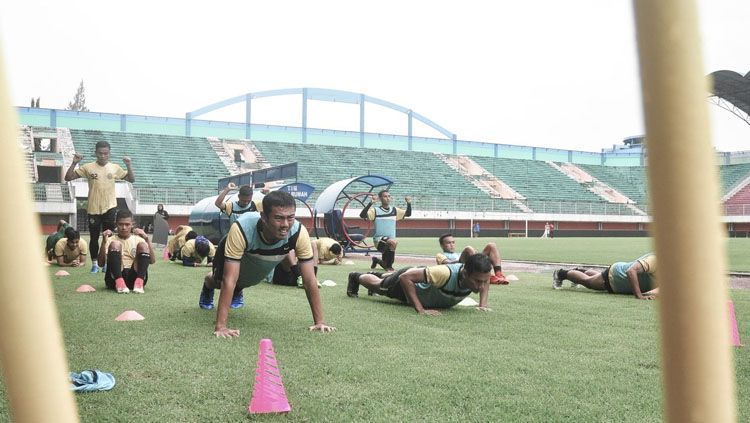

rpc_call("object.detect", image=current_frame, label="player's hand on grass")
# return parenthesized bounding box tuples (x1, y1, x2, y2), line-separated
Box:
(476, 306, 492, 312)
(308, 323, 336, 333)
(214, 327, 240, 338)
(419, 309, 441, 316)
(636, 294, 656, 300)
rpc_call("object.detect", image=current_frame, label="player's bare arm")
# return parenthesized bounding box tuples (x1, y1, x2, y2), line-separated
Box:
(214, 260, 241, 338)
(133, 227, 156, 264)
(399, 269, 441, 316)
(626, 262, 651, 299)
(299, 260, 336, 332)
(97, 229, 112, 267)
(214, 182, 237, 209)
(64, 153, 83, 181)
(123, 156, 135, 182)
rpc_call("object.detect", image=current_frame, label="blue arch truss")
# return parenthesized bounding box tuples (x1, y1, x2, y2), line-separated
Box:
(185, 88, 457, 148)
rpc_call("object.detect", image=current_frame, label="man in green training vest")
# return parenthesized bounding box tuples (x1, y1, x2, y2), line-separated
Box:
(346, 253, 493, 316)
(552, 252, 658, 299)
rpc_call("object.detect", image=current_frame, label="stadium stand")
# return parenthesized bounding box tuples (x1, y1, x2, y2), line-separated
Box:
(21, 125, 750, 218)
(578, 164, 649, 206)
(68, 129, 230, 204)
(250, 140, 510, 211)
(465, 156, 637, 214)
(719, 163, 750, 195)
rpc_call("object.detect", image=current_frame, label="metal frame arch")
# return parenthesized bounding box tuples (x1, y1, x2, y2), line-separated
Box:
(185, 88, 457, 147)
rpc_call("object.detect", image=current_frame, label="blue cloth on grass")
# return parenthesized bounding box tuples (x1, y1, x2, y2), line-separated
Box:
(69, 370, 116, 392)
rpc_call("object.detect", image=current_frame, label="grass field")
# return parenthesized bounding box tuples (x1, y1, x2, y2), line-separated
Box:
(1, 237, 749, 421)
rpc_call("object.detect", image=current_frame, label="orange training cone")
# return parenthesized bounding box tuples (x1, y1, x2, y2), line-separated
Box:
(115, 310, 145, 321)
(75, 284, 96, 293)
(729, 300, 743, 347)
(248, 339, 291, 414)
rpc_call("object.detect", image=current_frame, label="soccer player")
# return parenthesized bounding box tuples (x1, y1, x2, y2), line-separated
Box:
(552, 252, 658, 299)
(346, 253, 493, 315)
(50, 227, 88, 267)
(214, 183, 263, 224)
(166, 225, 197, 260)
(98, 209, 155, 294)
(180, 235, 216, 267)
(359, 190, 411, 271)
(313, 237, 344, 265)
(435, 234, 508, 284)
(65, 140, 135, 273)
(199, 190, 335, 337)
(45, 219, 72, 261)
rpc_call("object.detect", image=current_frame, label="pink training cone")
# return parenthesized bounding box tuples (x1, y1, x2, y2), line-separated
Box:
(55, 270, 70, 276)
(729, 300, 743, 347)
(162, 248, 170, 261)
(115, 310, 145, 321)
(248, 339, 291, 414)
(76, 284, 96, 293)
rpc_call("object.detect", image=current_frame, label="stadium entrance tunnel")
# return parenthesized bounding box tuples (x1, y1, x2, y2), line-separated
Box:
(313, 175, 393, 252)
(189, 182, 315, 244)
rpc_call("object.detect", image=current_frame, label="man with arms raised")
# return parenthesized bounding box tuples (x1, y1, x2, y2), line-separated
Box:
(215, 183, 263, 224)
(65, 140, 135, 273)
(359, 190, 411, 271)
(199, 190, 335, 337)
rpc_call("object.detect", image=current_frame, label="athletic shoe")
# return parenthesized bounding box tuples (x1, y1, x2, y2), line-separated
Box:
(199, 286, 214, 310)
(90, 264, 100, 274)
(490, 271, 508, 285)
(114, 277, 129, 294)
(552, 269, 563, 290)
(230, 290, 244, 309)
(347, 272, 361, 297)
(101, 264, 107, 274)
(132, 278, 145, 294)
(370, 257, 379, 269)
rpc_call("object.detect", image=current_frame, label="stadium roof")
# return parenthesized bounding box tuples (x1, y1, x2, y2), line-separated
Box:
(709, 70, 750, 117)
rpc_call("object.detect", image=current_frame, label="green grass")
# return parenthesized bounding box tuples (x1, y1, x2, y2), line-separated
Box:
(1, 238, 750, 421)
(395, 236, 750, 272)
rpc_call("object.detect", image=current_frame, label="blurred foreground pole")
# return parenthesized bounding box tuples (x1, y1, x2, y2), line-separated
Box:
(633, 1, 735, 422)
(0, 51, 79, 421)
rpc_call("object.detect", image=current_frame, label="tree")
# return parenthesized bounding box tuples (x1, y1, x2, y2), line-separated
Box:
(67, 80, 89, 112)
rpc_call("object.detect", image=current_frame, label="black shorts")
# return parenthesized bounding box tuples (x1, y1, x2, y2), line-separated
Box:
(271, 265, 297, 286)
(105, 268, 147, 290)
(89, 207, 117, 232)
(376, 267, 420, 303)
(376, 236, 392, 253)
(602, 266, 614, 293)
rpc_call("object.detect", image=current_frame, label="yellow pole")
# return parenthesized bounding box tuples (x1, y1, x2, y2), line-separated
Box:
(633, 1, 735, 422)
(0, 53, 79, 420)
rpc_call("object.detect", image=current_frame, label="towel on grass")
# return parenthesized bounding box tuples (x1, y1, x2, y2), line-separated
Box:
(70, 370, 116, 392)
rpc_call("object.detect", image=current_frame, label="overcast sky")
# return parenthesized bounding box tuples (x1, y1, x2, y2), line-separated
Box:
(1, 0, 749, 152)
